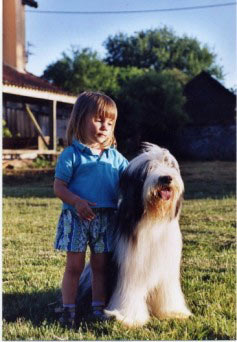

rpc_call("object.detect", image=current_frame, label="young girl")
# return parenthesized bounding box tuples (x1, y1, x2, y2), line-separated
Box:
(54, 91, 128, 327)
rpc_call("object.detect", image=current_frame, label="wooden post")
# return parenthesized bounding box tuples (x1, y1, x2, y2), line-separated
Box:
(49, 100, 57, 151)
(25, 104, 50, 149)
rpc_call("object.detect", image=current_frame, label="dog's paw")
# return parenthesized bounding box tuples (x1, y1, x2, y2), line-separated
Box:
(159, 309, 193, 320)
(104, 309, 123, 321)
(104, 309, 149, 327)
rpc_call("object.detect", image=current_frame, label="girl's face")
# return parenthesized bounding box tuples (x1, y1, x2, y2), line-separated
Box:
(84, 114, 114, 148)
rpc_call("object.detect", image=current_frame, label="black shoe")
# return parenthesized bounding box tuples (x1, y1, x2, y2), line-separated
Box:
(58, 307, 75, 328)
(91, 306, 112, 322)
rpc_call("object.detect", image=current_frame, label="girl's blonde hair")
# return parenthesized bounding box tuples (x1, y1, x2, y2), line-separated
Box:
(66, 91, 117, 148)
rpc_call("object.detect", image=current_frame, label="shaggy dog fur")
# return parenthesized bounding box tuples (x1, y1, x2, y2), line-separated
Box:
(77, 143, 192, 327)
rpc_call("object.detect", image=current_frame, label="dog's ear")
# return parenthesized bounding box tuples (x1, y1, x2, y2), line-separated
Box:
(175, 193, 184, 218)
(162, 150, 180, 173)
(117, 157, 150, 240)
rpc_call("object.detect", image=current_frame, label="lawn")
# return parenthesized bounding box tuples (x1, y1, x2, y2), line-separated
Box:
(2, 161, 236, 340)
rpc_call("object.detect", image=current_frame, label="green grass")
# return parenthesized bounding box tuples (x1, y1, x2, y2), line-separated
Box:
(2, 161, 236, 340)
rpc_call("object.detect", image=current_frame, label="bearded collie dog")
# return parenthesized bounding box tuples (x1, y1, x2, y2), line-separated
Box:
(77, 143, 192, 327)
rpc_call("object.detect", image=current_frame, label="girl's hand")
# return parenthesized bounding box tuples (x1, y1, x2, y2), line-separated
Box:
(54, 179, 96, 221)
(74, 198, 96, 221)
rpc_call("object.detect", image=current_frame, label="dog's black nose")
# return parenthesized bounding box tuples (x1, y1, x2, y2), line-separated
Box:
(160, 176, 172, 184)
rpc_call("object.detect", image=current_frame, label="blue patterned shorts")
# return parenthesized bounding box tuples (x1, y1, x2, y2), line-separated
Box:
(54, 208, 116, 253)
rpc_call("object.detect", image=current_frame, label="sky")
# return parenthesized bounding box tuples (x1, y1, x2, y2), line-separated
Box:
(25, 0, 236, 90)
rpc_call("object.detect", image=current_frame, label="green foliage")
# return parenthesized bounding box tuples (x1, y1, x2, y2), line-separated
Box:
(31, 156, 56, 169)
(41, 27, 225, 152)
(2, 161, 236, 340)
(42, 46, 148, 98)
(104, 26, 223, 79)
(115, 70, 189, 153)
(3, 119, 12, 138)
(42, 47, 119, 95)
(161, 68, 189, 86)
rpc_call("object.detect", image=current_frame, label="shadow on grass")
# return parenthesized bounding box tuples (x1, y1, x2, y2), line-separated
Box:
(3, 186, 55, 199)
(184, 181, 235, 200)
(3, 289, 62, 326)
(3, 162, 236, 200)
(3, 182, 236, 202)
(3, 291, 233, 341)
(3, 170, 55, 199)
(2, 289, 112, 335)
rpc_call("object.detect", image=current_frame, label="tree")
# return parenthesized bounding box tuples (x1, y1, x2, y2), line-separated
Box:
(104, 26, 223, 80)
(115, 70, 189, 154)
(42, 47, 119, 95)
(42, 46, 148, 98)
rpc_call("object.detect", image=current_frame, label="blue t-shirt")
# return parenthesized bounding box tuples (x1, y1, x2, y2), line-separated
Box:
(55, 140, 129, 211)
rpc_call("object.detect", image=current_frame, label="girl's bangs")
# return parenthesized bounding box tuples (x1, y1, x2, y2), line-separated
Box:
(94, 98, 117, 122)
(97, 110, 117, 122)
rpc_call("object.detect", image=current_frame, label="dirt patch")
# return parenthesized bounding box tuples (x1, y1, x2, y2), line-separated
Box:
(3, 159, 36, 170)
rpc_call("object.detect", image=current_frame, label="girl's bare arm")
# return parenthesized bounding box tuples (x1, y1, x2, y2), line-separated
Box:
(54, 178, 96, 221)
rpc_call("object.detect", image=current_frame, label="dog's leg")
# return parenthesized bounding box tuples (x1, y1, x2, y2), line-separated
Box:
(150, 221, 192, 320)
(104, 234, 152, 326)
(105, 283, 150, 326)
(148, 276, 192, 320)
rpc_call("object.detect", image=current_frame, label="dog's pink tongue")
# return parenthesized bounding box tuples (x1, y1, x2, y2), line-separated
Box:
(161, 190, 171, 200)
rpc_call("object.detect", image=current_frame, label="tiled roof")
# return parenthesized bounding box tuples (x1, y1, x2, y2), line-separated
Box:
(3, 64, 71, 95)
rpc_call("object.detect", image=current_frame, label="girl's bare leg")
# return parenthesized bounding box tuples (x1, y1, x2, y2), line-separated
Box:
(62, 251, 86, 304)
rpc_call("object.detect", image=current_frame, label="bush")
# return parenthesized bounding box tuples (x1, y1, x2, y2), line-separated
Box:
(3, 120, 12, 138)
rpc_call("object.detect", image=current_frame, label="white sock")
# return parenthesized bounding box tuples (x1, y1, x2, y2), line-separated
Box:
(92, 301, 105, 314)
(63, 304, 76, 318)
(92, 301, 105, 308)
